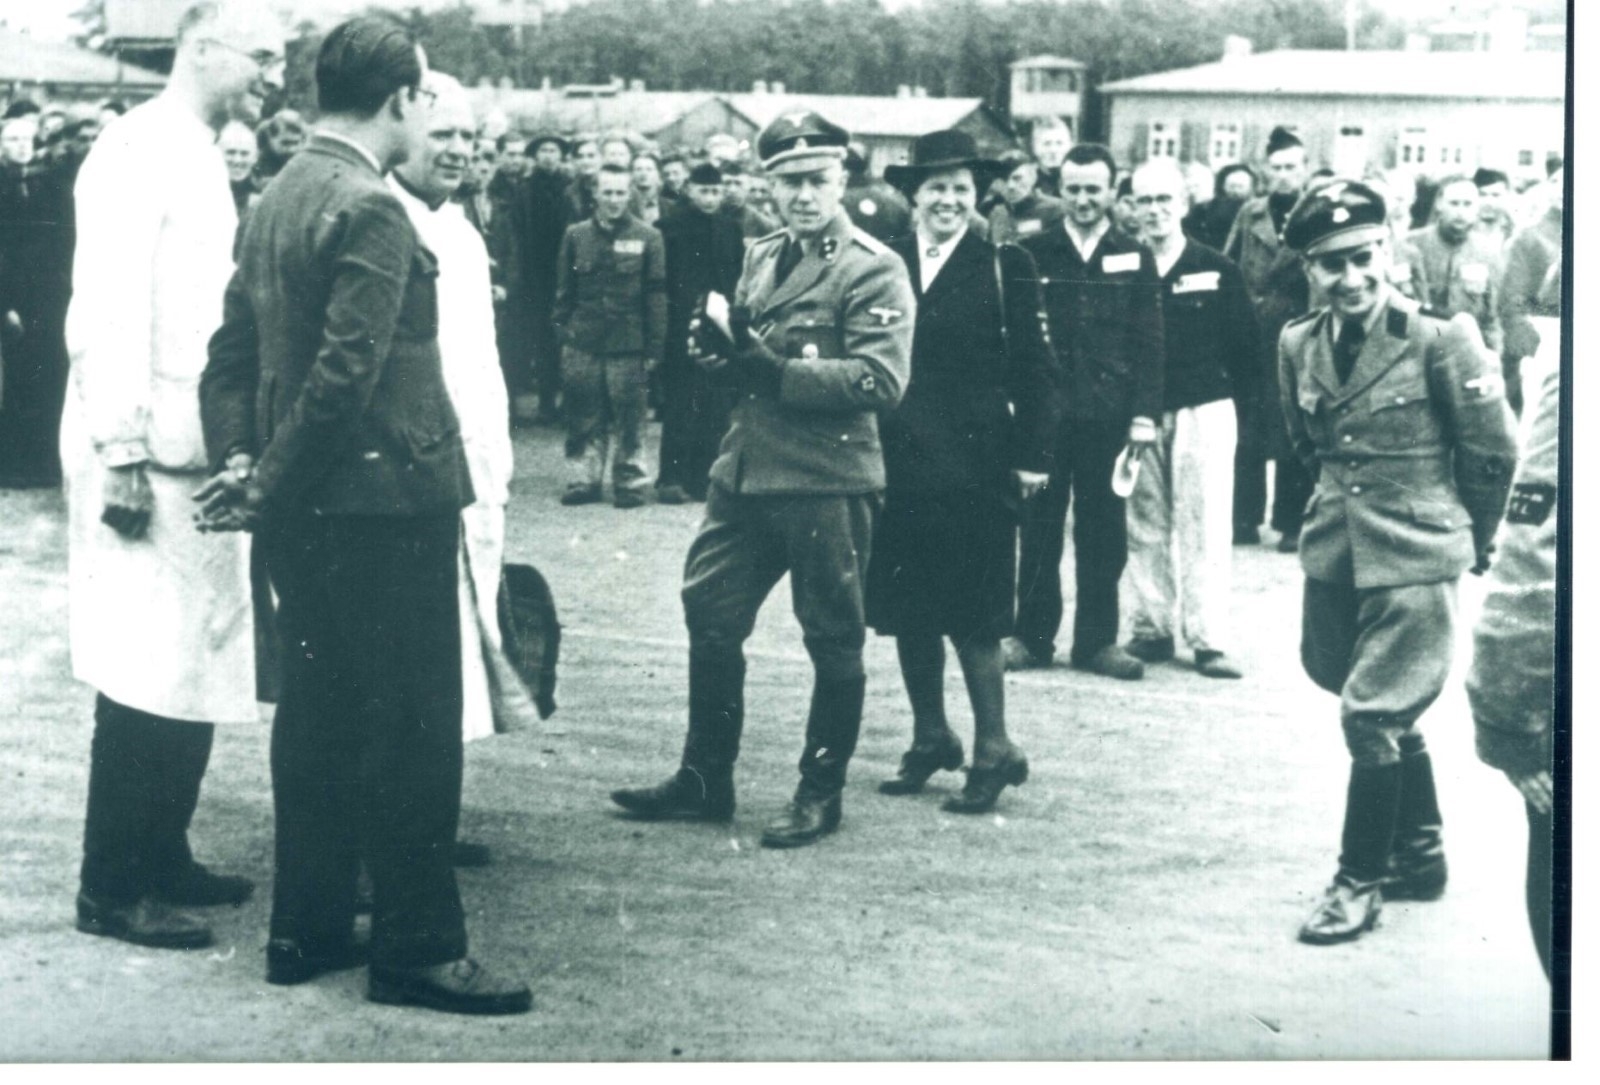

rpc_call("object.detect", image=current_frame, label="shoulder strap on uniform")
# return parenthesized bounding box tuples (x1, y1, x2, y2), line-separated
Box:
(849, 226, 890, 255)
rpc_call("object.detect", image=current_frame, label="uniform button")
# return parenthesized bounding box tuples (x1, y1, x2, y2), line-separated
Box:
(1342, 434, 1353, 443)
(1350, 485, 1362, 495)
(1394, 396, 1407, 404)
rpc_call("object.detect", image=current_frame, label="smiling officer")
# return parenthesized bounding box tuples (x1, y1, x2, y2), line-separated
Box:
(610, 110, 915, 848)
(1278, 179, 1517, 945)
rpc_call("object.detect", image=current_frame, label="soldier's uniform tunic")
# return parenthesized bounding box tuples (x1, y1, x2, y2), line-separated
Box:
(1280, 294, 1517, 764)
(682, 207, 915, 792)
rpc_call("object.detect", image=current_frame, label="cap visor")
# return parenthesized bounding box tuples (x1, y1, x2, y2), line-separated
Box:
(1304, 223, 1390, 257)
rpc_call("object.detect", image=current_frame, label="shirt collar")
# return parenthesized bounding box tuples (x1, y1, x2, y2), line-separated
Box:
(916, 224, 967, 259)
(313, 128, 383, 175)
(1063, 216, 1111, 258)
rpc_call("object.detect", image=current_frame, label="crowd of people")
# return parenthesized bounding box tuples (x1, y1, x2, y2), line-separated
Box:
(0, 0, 1563, 1024)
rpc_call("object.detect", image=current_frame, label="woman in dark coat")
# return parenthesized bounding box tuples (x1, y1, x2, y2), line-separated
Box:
(866, 130, 1063, 813)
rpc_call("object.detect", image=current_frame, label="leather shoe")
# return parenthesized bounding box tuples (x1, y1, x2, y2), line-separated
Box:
(266, 936, 369, 986)
(1298, 874, 1383, 945)
(560, 484, 603, 506)
(452, 842, 493, 867)
(76, 893, 214, 950)
(656, 484, 690, 505)
(942, 750, 1029, 814)
(1385, 844, 1448, 902)
(1000, 636, 1052, 671)
(1276, 530, 1301, 553)
(613, 490, 646, 509)
(1125, 635, 1175, 664)
(368, 958, 532, 1016)
(1233, 525, 1261, 546)
(611, 768, 734, 822)
(878, 733, 965, 795)
(1073, 644, 1145, 681)
(151, 863, 254, 907)
(1194, 650, 1243, 679)
(760, 792, 842, 848)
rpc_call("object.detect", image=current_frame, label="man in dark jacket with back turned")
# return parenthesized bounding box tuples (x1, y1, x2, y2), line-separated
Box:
(1005, 142, 1164, 680)
(197, 18, 529, 1015)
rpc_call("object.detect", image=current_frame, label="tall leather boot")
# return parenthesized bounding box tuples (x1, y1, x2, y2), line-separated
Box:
(611, 651, 741, 821)
(1387, 733, 1448, 901)
(1299, 762, 1402, 945)
(761, 674, 865, 848)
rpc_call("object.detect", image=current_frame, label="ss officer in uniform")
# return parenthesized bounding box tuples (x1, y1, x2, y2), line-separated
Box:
(611, 111, 915, 848)
(1278, 180, 1517, 945)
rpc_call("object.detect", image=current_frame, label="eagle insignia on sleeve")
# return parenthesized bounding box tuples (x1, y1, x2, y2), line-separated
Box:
(867, 306, 903, 326)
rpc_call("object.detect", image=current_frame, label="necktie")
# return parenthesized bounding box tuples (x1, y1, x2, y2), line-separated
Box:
(1333, 318, 1366, 385)
(774, 237, 803, 286)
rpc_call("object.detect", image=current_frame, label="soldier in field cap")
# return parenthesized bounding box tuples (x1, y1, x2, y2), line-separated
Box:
(1277, 178, 1517, 946)
(611, 109, 916, 848)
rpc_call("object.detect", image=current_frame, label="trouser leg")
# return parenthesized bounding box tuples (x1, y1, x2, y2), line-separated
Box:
(1176, 400, 1237, 652)
(1068, 421, 1128, 663)
(955, 638, 1010, 763)
(656, 356, 689, 489)
(606, 354, 651, 496)
(144, 718, 216, 887)
(1125, 413, 1176, 642)
(1270, 451, 1315, 535)
(1338, 582, 1457, 769)
(324, 515, 468, 969)
(783, 493, 876, 797)
(1526, 800, 1553, 980)
(81, 695, 160, 903)
(562, 347, 606, 487)
(680, 486, 787, 771)
(1233, 444, 1266, 533)
(262, 518, 363, 951)
(1014, 430, 1071, 658)
(532, 296, 561, 414)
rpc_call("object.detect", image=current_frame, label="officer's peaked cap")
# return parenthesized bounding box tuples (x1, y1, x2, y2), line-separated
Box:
(1282, 178, 1389, 256)
(758, 110, 850, 175)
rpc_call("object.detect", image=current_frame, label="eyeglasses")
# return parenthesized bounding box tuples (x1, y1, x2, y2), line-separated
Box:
(203, 39, 285, 75)
(1312, 249, 1379, 274)
(1132, 193, 1177, 207)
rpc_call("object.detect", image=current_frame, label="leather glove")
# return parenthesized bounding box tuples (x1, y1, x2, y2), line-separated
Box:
(727, 305, 783, 397)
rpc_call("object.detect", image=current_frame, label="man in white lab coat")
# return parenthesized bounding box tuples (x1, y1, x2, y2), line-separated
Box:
(62, 1, 284, 950)
(387, 73, 540, 755)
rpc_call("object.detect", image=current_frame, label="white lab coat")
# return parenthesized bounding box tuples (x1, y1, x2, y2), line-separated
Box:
(389, 178, 536, 739)
(59, 96, 255, 724)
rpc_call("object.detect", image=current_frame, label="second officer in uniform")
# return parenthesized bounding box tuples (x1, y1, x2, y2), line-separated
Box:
(1278, 180, 1517, 945)
(610, 111, 916, 848)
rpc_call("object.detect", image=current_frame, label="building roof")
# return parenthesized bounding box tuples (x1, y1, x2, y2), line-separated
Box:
(1099, 49, 1563, 102)
(1011, 55, 1087, 70)
(0, 28, 166, 89)
(467, 88, 740, 137)
(722, 93, 995, 139)
(104, 0, 190, 44)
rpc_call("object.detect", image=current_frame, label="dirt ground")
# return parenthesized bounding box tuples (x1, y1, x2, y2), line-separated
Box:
(0, 423, 1551, 1061)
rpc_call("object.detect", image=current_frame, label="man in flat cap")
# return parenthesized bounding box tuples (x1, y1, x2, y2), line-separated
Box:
(1226, 125, 1315, 552)
(1278, 179, 1517, 945)
(611, 110, 915, 848)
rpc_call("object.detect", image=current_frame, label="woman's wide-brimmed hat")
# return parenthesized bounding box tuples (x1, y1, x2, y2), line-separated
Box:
(884, 129, 1005, 197)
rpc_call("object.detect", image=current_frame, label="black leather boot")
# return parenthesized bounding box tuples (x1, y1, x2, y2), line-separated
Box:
(611, 653, 742, 821)
(1386, 734, 1448, 901)
(761, 675, 865, 848)
(1300, 762, 1401, 945)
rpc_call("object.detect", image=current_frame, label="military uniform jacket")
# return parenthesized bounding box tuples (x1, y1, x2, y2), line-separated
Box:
(1278, 292, 1517, 589)
(1394, 226, 1503, 352)
(708, 210, 915, 495)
